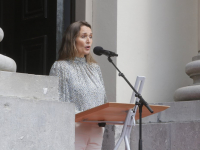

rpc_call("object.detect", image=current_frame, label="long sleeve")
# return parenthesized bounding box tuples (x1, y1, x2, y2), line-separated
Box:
(49, 61, 70, 102)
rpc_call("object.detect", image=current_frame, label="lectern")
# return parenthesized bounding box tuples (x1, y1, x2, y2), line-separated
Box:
(75, 76, 170, 150)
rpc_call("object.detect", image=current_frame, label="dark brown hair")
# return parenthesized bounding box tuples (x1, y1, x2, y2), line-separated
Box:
(58, 21, 96, 63)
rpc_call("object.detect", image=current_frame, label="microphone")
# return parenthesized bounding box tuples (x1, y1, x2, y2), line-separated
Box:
(93, 46, 118, 57)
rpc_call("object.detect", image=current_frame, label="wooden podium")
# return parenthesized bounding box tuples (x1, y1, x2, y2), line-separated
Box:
(75, 102, 169, 124)
(75, 102, 169, 150)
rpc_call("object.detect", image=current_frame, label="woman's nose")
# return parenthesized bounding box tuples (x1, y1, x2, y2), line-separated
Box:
(86, 37, 90, 43)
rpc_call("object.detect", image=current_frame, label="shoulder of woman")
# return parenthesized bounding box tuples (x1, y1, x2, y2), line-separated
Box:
(52, 60, 71, 69)
(90, 63, 102, 73)
(90, 62, 100, 68)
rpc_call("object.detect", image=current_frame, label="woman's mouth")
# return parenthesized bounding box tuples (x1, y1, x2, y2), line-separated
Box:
(85, 46, 90, 50)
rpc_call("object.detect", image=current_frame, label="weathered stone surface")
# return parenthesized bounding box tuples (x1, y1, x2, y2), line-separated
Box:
(129, 101, 200, 150)
(171, 121, 200, 150)
(142, 101, 200, 124)
(130, 123, 171, 150)
(0, 71, 59, 101)
(130, 121, 200, 150)
(0, 96, 75, 150)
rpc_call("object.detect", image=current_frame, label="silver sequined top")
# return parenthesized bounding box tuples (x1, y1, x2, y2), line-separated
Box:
(49, 57, 107, 113)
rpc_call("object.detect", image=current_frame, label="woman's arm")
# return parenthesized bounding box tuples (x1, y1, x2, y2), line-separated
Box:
(49, 61, 70, 102)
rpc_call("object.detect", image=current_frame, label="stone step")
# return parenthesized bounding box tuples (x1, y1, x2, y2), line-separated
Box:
(0, 71, 58, 101)
(0, 95, 75, 150)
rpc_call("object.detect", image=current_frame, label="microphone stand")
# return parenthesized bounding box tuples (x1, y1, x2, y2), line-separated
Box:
(107, 56, 153, 150)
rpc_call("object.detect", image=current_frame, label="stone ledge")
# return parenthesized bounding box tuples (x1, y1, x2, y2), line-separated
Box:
(0, 71, 59, 101)
(141, 100, 200, 124)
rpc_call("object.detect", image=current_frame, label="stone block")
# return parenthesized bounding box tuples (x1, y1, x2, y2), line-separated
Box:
(171, 121, 200, 150)
(0, 96, 75, 150)
(129, 121, 200, 150)
(130, 123, 171, 150)
(0, 71, 59, 101)
(141, 100, 200, 124)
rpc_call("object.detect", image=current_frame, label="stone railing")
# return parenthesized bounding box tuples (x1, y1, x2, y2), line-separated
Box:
(0, 27, 17, 72)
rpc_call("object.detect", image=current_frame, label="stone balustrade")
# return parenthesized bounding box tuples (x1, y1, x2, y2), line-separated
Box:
(0, 54, 17, 72)
(174, 51, 200, 101)
(0, 27, 17, 72)
(0, 28, 3, 42)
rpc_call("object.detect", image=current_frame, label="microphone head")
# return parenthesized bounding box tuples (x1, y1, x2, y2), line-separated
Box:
(93, 46, 103, 56)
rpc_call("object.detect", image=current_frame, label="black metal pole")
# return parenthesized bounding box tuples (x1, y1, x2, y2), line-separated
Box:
(138, 103, 143, 150)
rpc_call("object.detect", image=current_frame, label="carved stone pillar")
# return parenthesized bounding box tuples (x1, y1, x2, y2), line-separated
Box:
(174, 52, 200, 101)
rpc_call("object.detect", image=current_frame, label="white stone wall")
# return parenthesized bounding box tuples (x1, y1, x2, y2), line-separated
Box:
(92, 0, 118, 102)
(117, 0, 198, 103)
(76, 0, 198, 103)
(199, 0, 200, 50)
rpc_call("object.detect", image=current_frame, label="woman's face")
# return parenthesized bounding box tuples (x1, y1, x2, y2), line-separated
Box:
(75, 26, 93, 57)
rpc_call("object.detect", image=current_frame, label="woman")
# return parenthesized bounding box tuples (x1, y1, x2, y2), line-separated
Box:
(49, 21, 107, 150)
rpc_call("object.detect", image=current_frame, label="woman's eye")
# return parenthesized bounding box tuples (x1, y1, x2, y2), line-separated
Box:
(81, 35, 92, 38)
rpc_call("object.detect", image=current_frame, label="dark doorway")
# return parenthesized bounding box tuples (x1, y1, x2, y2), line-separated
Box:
(0, 0, 75, 75)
